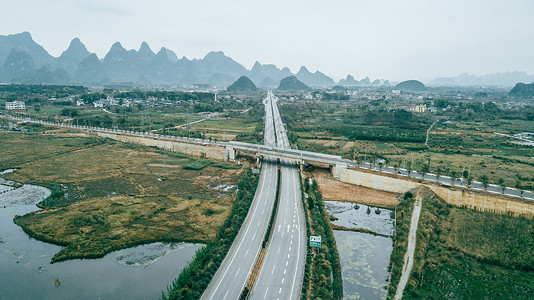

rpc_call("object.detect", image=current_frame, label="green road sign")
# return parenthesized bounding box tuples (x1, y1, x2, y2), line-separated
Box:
(309, 235, 321, 247)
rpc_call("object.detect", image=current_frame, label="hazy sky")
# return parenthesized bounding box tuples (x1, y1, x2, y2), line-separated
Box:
(2, 0, 534, 81)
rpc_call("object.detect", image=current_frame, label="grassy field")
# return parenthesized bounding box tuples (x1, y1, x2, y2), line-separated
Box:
(280, 100, 534, 191)
(1, 131, 243, 263)
(388, 188, 534, 299)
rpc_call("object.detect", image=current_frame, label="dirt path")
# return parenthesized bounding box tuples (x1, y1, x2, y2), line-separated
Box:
(394, 196, 423, 300)
(425, 121, 436, 146)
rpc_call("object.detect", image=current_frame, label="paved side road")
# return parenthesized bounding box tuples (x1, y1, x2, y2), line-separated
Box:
(394, 196, 423, 300)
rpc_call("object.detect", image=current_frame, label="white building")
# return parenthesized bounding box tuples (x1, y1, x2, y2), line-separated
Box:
(410, 104, 427, 113)
(6, 101, 25, 110)
(93, 101, 104, 108)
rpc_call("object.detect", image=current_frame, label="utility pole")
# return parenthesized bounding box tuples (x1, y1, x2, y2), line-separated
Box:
(163, 152, 168, 180)
(468, 165, 471, 180)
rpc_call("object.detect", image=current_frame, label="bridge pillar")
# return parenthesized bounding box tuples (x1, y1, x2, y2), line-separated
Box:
(225, 147, 235, 161)
(332, 163, 348, 181)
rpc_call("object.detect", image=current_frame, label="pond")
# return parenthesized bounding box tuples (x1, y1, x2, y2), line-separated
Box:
(325, 201, 395, 300)
(0, 177, 203, 300)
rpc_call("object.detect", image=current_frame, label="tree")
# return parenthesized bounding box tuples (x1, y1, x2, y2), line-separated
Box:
(498, 177, 506, 194)
(481, 175, 489, 190)
(462, 170, 469, 180)
(436, 166, 442, 180)
(451, 171, 459, 186)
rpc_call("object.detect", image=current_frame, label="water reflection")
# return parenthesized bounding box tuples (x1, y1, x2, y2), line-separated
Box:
(326, 201, 394, 300)
(0, 178, 203, 299)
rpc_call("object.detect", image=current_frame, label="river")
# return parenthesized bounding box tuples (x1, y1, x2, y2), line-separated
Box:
(325, 201, 394, 300)
(0, 175, 202, 300)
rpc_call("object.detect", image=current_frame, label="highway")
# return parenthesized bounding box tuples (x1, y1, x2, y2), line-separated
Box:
(201, 93, 278, 300)
(252, 91, 306, 300)
(8, 115, 534, 201)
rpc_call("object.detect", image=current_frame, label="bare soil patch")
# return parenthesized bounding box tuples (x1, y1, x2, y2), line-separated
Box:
(305, 167, 399, 207)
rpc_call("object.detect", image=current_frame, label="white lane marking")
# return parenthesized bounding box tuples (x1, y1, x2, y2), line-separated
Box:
(290, 240, 293, 245)
(279, 287, 282, 294)
(252, 233, 256, 240)
(272, 265, 276, 274)
(245, 248, 249, 257)
(290, 168, 303, 300)
(264, 288, 269, 299)
(262, 209, 264, 215)
(208, 159, 269, 299)
(258, 220, 261, 227)
(235, 267, 240, 277)
(284, 269, 287, 275)
(286, 261, 288, 266)
(287, 253, 290, 259)
(289, 246, 291, 251)
(223, 290, 229, 300)
(278, 246, 281, 254)
(281, 278, 285, 284)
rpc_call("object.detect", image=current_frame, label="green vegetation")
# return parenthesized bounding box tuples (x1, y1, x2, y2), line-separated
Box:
(2, 84, 264, 143)
(387, 192, 415, 298)
(3, 132, 243, 263)
(301, 177, 343, 299)
(387, 189, 534, 299)
(162, 168, 259, 300)
(509, 82, 534, 98)
(395, 80, 426, 91)
(278, 76, 310, 91)
(227, 76, 257, 92)
(278, 91, 534, 190)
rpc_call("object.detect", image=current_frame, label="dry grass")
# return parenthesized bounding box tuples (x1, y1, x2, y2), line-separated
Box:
(2, 132, 242, 262)
(15, 194, 231, 262)
(305, 167, 399, 207)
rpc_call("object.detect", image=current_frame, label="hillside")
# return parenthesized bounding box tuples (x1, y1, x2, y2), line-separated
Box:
(227, 76, 257, 92)
(509, 82, 534, 98)
(278, 76, 310, 91)
(0, 32, 339, 88)
(395, 80, 425, 91)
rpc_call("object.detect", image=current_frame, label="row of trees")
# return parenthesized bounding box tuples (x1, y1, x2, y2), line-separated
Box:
(301, 177, 343, 299)
(162, 168, 259, 299)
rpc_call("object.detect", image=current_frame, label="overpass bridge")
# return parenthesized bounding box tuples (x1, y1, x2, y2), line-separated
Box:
(8, 116, 347, 170)
(8, 115, 533, 200)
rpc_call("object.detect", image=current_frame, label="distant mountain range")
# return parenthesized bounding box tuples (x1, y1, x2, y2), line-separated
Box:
(0, 32, 349, 88)
(1, 32, 532, 88)
(427, 72, 534, 87)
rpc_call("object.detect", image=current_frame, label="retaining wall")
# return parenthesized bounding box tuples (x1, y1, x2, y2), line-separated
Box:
(95, 131, 233, 161)
(335, 166, 534, 218)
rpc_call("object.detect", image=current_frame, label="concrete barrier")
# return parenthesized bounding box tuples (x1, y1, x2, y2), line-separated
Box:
(336, 167, 534, 218)
(94, 131, 234, 161)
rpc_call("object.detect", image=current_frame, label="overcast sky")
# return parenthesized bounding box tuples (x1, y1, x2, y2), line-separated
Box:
(2, 0, 534, 81)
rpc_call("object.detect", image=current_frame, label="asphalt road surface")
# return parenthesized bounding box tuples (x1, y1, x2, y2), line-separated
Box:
(201, 92, 279, 300)
(252, 91, 306, 300)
